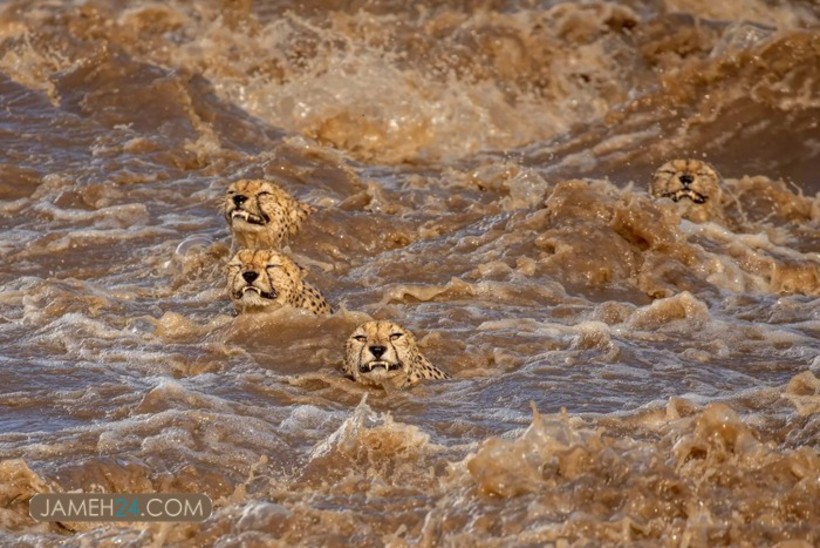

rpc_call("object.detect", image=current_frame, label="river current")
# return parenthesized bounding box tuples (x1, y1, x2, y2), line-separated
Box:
(0, 0, 818, 545)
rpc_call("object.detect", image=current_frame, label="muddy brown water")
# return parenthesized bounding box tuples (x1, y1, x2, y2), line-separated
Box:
(0, 0, 818, 545)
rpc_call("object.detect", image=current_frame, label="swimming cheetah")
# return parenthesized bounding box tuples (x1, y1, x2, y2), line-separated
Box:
(649, 159, 723, 222)
(224, 179, 314, 250)
(343, 321, 449, 388)
(227, 249, 331, 315)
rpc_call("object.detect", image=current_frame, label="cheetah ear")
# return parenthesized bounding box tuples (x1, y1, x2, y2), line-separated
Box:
(293, 261, 308, 278)
(280, 255, 307, 281)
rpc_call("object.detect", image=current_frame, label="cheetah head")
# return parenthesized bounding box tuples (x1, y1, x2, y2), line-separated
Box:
(224, 179, 306, 248)
(226, 249, 305, 312)
(650, 159, 722, 206)
(344, 321, 422, 387)
(225, 180, 277, 228)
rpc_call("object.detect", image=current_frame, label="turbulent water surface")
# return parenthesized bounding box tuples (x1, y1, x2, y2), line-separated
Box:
(1, 0, 819, 545)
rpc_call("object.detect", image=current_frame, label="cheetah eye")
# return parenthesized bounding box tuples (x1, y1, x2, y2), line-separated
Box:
(257, 191, 272, 197)
(353, 335, 367, 342)
(389, 333, 403, 341)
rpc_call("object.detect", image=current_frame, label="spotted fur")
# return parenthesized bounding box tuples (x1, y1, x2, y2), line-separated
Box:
(224, 179, 314, 250)
(226, 249, 331, 315)
(343, 321, 448, 388)
(649, 159, 723, 223)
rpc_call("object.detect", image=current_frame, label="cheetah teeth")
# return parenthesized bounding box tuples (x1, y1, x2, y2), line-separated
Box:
(230, 209, 266, 225)
(664, 189, 708, 204)
(359, 361, 402, 373)
(239, 286, 277, 300)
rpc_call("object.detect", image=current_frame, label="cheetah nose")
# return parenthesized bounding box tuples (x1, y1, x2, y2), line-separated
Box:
(233, 194, 248, 206)
(679, 174, 694, 187)
(242, 271, 259, 283)
(369, 345, 386, 359)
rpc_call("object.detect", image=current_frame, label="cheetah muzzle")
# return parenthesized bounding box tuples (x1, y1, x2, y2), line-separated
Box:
(229, 206, 269, 227)
(660, 185, 708, 204)
(236, 285, 277, 301)
(359, 360, 403, 374)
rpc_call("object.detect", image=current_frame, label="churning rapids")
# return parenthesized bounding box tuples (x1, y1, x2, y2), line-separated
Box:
(0, 0, 818, 545)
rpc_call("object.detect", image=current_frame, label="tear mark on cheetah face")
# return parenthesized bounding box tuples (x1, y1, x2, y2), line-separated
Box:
(226, 249, 331, 315)
(649, 159, 723, 222)
(224, 179, 314, 250)
(343, 321, 449, 389)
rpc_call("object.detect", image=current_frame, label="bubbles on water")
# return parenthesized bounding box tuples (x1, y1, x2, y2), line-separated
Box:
(174, 235, 214, 257)
(710, 20, 775, 58)
(279, 404, 339, 438)
(235, 501, 291, 537)
(625, 291, 710, 331)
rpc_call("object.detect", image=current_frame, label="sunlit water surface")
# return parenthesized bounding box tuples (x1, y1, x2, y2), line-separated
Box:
(0, 0, 818, 545)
